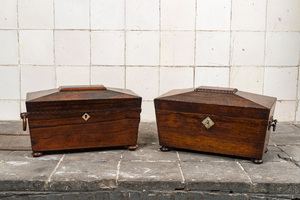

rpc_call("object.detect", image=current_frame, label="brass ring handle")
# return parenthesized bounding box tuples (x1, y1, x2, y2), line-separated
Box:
(20, 112, 27, 131)
(268, 117, 277, 131)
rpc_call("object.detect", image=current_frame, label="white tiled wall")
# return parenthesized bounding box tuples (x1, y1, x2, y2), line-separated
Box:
(0, 0, 299, 122)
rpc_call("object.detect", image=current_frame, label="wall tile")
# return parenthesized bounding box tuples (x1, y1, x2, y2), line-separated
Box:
(196, 0, 231, 31)
(91, 0, 124, 30)
(0, 31, 18, 65)
(0, 101, 20, 120)
(264, 67, 297, 100)
(141, 101, 156, 122)
(55, 0, 89, 29)
(265, 32, 300, 66)
(126, 0, 159, 30)
(91, 66, 125, 88)
(296, 102, 300, 121)
(195, 67, 229, 87)
(0, 66, 19, 99)
(230, 32, 265, 66)
(196, 32, 230, 66)
(231, 0, 266, 31)
(160, 67, 193, 95)
(19, 0, 53, 29)
(161, 0, 195, 30)
(267, 0, 300, 31)
(298, 66, 300, 100)
(21, 66, 55, 99)
(161, 31, 195, 66)
(126, 67, 159, 100)
(91, 31, 124, 65)
(21, 100, 26, 112)
(230, 67, 264, 94)
(55, 31, 90, 65)
(274, 101, 296, 121)
(126, 31, 159, 65)
(20, 30, 53, 65)
(56, 66, 89, 87)
(0, 0, 17, 29)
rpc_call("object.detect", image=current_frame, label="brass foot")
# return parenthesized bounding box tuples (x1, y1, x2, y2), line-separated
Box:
(32, 152, 43, 157)
(160, 146, 171, 152)
(251, 159, 263, 164)
(127, 145, 138, 151)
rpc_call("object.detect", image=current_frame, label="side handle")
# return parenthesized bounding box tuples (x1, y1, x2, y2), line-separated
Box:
(20, 112, 27, 131)
(268, 117, 277, 131)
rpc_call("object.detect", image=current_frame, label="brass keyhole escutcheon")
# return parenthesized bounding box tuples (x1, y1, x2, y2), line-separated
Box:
(202, 117, 214, 129)
(82, 113, 90, 121)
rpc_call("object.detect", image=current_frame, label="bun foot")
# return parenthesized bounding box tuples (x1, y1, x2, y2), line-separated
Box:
(127, 145, 138, 151)
(32, 152, 43, 157)
(265, 148, 268, 153)
(251, 159, 263, 164)
(160, 146, 171, 152)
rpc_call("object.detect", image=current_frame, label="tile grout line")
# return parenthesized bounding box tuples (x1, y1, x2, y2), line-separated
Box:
(44, 154, 65, 189)
(176, 151, 186, 184)
(228, 0, 233, 87)
(158, 0, 161, 95)
(3, 28, 298, 33)
(5, 64, 299, 68)
(89, 0, 92, 85)
(294, 32, 300, 122)
(262, 0, 269, 96)
(116, 150, 124, 185)
(294, 55, 299, 122)
(124, 0, 127, 89)
(17, 0, 21, 113)
(53, 0, 57, 87)
(237, 161, 253, 185)
(193, 0, 197, 88)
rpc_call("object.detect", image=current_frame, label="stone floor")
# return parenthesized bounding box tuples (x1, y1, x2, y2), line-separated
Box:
(0, 121, 300, 199)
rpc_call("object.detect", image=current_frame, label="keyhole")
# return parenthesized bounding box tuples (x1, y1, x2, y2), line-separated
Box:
(82, 113, 90, 121)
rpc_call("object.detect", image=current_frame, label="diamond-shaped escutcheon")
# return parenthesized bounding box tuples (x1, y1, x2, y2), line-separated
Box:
(202, 116, 214, 129)
(82, 113, 90, 121)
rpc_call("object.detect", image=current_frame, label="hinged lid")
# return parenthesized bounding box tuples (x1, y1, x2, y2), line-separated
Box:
(26, 85, 141, 112)
(155, 86, 277, 120)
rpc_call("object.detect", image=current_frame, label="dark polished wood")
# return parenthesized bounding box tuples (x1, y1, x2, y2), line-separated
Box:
(160, 146, 171, 152)
(127, 145, 139, 151)
(154, 86, 277, 164)
(22, 85, 142, 156)
(32, 152, 43, 157)
(251, 159, 263, 164)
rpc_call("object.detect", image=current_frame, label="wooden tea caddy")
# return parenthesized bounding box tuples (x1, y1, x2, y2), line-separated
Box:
(154, 86, 277, 164)
(21, 85, 142, 157)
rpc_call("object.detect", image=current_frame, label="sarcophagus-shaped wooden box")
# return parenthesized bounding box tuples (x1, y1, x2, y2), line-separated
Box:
(21, 85, 142, 157)
(154, 86, 277, 164)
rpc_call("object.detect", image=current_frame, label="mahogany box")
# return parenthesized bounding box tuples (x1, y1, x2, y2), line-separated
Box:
(21, 85, 142, 157)
(154, 86, 277, 164)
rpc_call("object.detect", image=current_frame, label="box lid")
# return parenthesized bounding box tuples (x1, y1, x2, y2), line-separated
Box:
(26, 85, 142, 112)
(154, 86, 277, 120)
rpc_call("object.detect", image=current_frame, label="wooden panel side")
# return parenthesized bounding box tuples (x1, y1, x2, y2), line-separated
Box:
(156, 110, 268, 159)
(28, 109, 140, 152)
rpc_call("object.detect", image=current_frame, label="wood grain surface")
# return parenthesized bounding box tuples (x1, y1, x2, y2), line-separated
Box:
(155, 86, 277, 162)
(24, 86, 142, 155)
